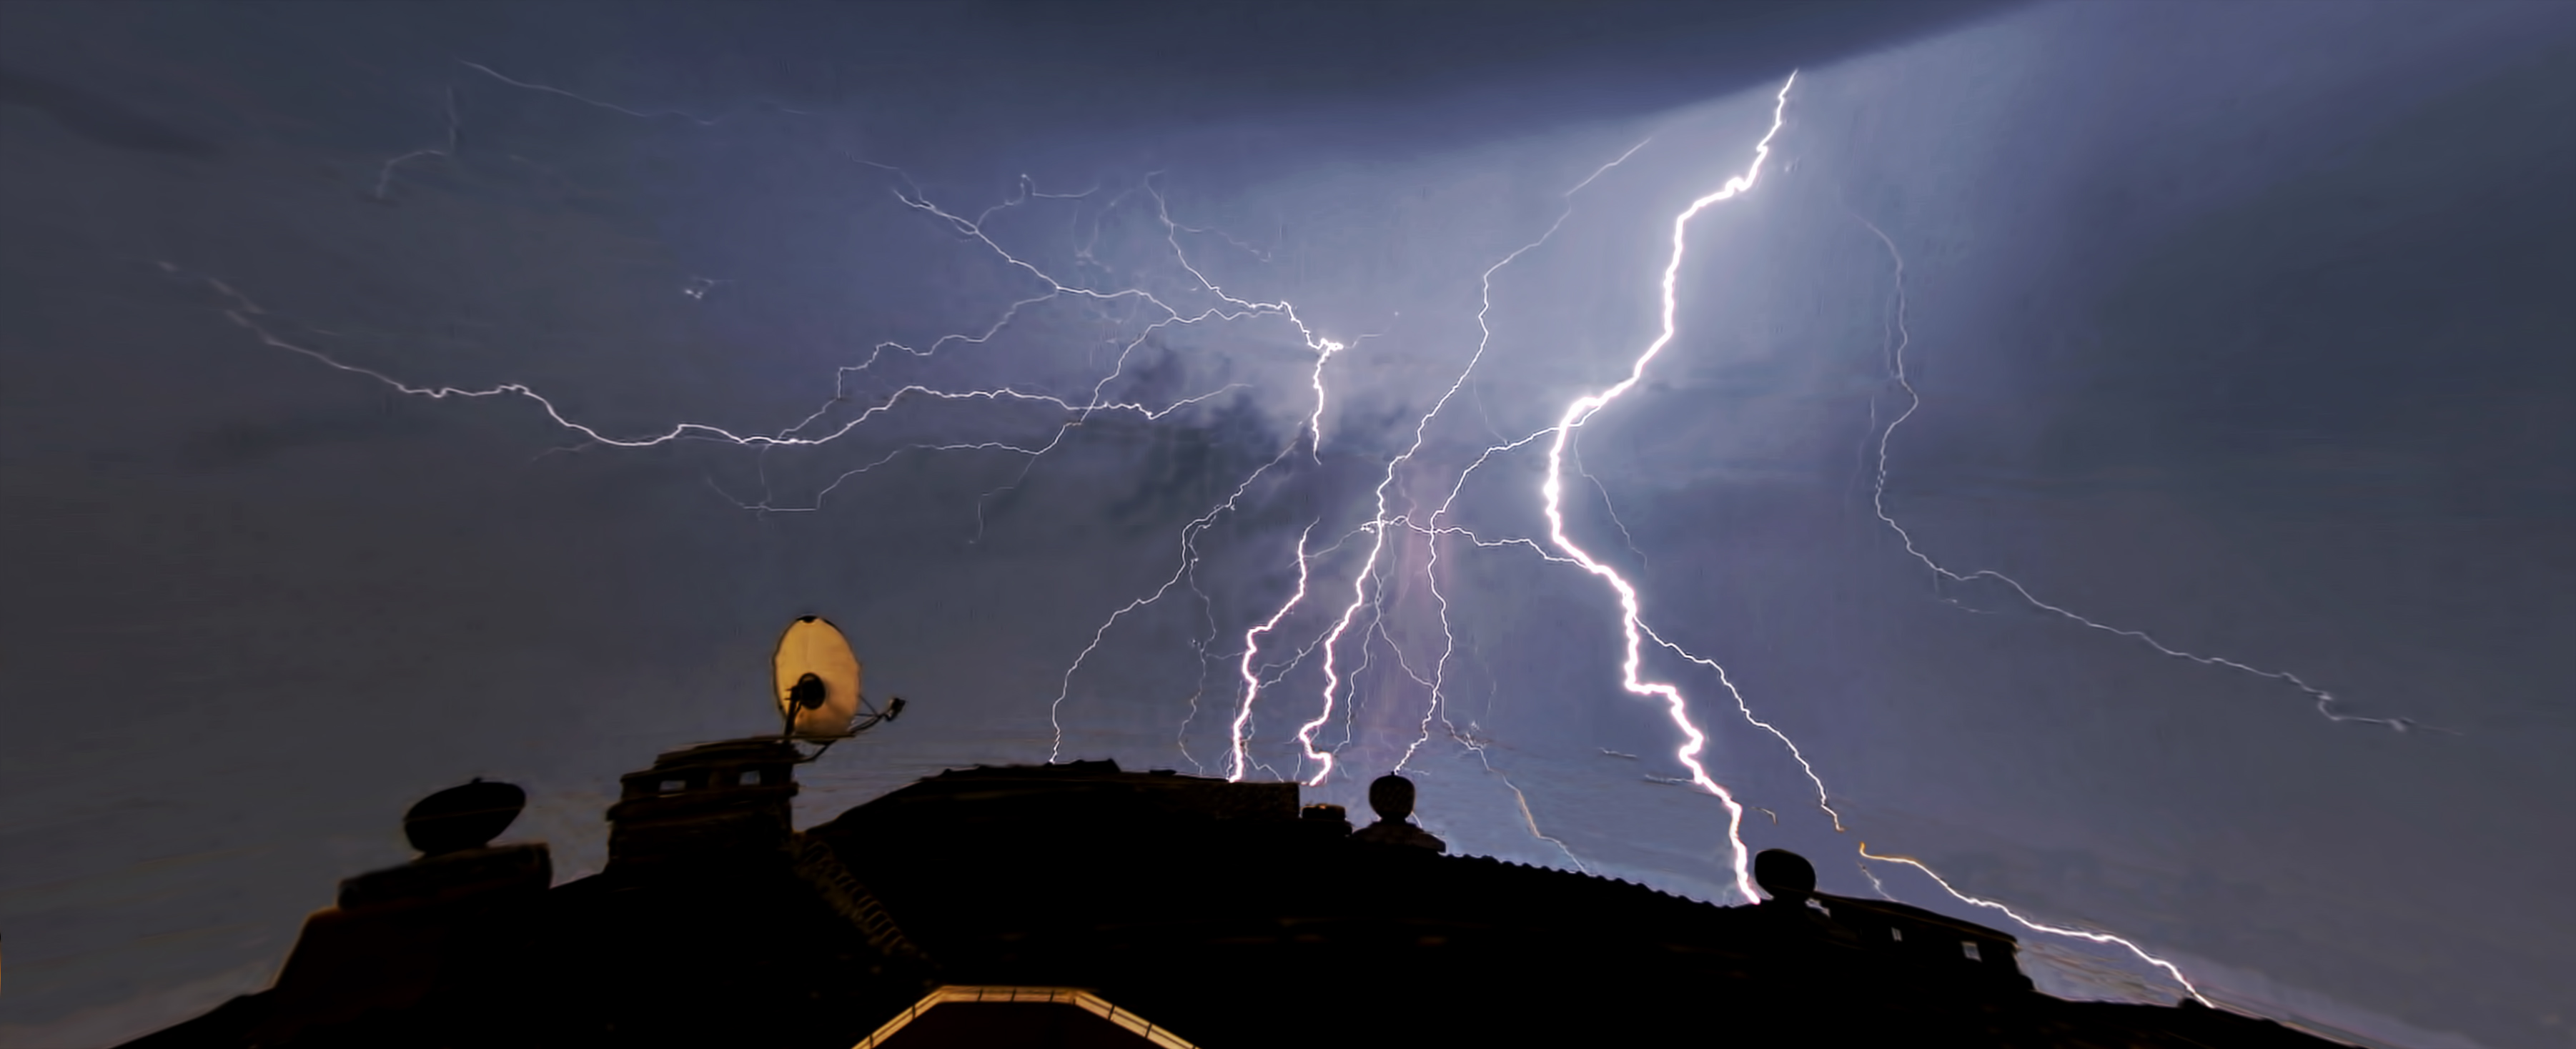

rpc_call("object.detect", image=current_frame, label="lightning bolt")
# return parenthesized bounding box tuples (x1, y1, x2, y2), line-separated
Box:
(1524, 73, 1795, 905)
(1432, 76, 2212, 1005)
(1224, 525, 1319, 782)
(1861, 842, 2211, 1005)
(1487, 82, 2214, 996)
(1855, 218, 2434, 733)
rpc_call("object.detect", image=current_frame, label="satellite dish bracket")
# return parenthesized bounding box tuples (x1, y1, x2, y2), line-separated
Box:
(781, 695, 905, 762)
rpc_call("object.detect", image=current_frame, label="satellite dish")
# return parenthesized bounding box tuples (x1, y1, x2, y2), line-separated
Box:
(404, 780, 525, 856)
(775, 616, 864, 738)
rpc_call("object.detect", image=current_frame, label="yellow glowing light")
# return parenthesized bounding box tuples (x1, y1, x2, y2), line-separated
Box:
(850, 985, 1198, 1049)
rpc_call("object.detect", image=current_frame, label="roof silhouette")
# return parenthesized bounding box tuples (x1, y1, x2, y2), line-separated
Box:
(123, 753, 2352, 1048)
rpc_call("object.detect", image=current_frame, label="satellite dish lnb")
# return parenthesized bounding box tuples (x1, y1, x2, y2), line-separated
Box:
(773, 615, 903, 741)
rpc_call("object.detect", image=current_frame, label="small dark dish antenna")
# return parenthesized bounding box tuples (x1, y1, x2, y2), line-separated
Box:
(773, 615, 903, 760)
(403, 779, 525, 856)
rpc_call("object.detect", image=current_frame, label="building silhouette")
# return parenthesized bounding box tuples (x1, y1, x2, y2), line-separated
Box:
(122, 747, 2353, 1048)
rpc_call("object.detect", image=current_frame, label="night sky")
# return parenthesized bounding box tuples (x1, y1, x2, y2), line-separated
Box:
(4, 2, 2572, 1047)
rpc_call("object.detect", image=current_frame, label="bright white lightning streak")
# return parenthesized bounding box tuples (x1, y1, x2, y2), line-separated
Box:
(1395, 94, 2209, 1000)
(1855, 219, 2430, 732)
(1408, 442, 1838, 836)
(1860, 843, 2211, 1005)
(1287, 437, 1407, 785)
(1534, 74, 1793, 905)
(1307, 337, 1344, 462)
(1502, 86, 2206, 997)
(1227, 525, 1318, 782)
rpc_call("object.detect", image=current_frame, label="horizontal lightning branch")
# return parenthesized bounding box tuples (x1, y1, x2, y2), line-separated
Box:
(1860, 843, 2209, 1005)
